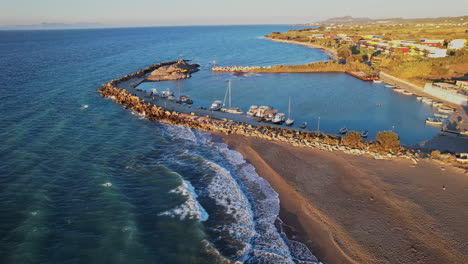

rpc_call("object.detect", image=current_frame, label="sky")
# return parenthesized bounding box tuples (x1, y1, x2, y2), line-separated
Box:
(1, 0, 467, 27)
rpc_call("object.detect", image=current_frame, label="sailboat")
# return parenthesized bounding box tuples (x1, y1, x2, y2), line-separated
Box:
(285, 96, 294, 126)
(176, 80, 193, 104)
(221, 80, 243, 114)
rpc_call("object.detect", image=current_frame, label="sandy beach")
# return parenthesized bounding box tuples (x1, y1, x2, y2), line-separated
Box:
(265, 38, 338, 59)
(222, 134, 468, 264)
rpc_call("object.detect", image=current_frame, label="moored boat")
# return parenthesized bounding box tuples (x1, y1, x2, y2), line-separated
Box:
(425, 117, 443, 126)
(272, 113, 285, 124)
(285, 96, 294, 126)
(177, 95, 193, 104)
(433, 113, 449, 119)
(422, 98, 433, 104)
(432, 102, 443, 107)
(300, 122, 307, 129)
(416, 96, 424, 101)
(247, 105, 259, 117)
(361, 130, 369, 138)
(221, 80, 244, 114)
(373, 79, 383, 83)
(339, 127, 348, 134)
(438, 107, 455, 114)
(255, 106, 270, 118)
(401, 91, 413, 95)
(385, 84, 394, 88)
(210, 100, 223, 111)
(160, 88, 174, 98)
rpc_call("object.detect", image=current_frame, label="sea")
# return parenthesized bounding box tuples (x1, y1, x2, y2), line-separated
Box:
(0, 25, 439, 264)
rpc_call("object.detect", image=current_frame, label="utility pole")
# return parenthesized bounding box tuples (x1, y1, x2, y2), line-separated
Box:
(317, 117, 320, 132)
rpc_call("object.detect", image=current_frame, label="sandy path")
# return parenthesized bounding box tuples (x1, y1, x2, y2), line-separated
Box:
(222, 135, 468, 264)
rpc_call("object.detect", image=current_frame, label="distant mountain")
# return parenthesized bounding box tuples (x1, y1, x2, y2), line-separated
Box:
(0, 22, 112, 30)
(322, 16, 372, 24)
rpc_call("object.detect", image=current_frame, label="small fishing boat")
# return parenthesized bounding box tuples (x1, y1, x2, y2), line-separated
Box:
(433, 113, 449, 119)
(385, 84, 394, 88)
(223, 107, 244, 114)
(160, 88, 174, 98)
(150, 88, 158, 96)
(393, 88, 405, 93)
(339, 127, 348, 134)
(255, 106, 270, 118)
(210, 100, 223, 111)
(416, 96, 424, 101)
(300, 122, 307, 129)
(438, 107, 455, 114)
(247, 105, 259, 117)
(425, 117, 443, 126)
(422, 98, 433, 104)
(177, 95, 193, 104)
(272, 113, 286, 124)
(285, 96, 294, 126)
(361, 130, 369, 138)
(401, 91, 413, 96)
(263, 109, 278, 122)
(373, 80, 383, 83)
(432, 102, 443, 107)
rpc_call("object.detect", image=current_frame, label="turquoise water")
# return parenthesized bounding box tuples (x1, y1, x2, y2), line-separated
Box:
(0, 25, 438, 264)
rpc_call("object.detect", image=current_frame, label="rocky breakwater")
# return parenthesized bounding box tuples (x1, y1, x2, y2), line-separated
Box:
(146, 60, 200, 81)
(212, 66, 271, 72)
(98, 66, 420, 161)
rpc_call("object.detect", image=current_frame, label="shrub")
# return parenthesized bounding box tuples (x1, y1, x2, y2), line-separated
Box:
(430, 150, 441, 159)
(342, 131, 363, 148)
(376, 131, 400, 152)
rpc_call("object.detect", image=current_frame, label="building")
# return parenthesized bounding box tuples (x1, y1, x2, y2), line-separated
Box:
(427, 48, 447, 58)
(456, 80, 468, 90)
(448, 39, 467, 50)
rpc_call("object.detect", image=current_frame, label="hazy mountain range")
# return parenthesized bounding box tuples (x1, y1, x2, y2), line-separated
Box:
(0, 22, 111, 30)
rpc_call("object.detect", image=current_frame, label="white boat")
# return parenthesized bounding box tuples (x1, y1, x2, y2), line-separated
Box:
(247, 105, 259, 117)
(150, 88, 158, 96)
(285, 96, 294, 126)
(401, 91, 413, 96)
(432, 102, 443, 107)
(300, 122, 307, 129)
(385, 84, 395, 88)
(361, 130, 369, 138)
(373, 80, 383, 83)
(272, 113, 286, 124)
(177, 95, 193, 104)
(416, 96, 424, 101)
(433, 113, 449, 119)
(160, 88, 174, 98)
(221, 80, 243, 114)
(255, 106, 270, 117)
(438, 107, 454, 114)
(422, 98, 433, 104)
(425, 117, 443, 126)
(210, 100, 223, 111)
(393, 88, 405, 93)
(339, 127, 348, 134)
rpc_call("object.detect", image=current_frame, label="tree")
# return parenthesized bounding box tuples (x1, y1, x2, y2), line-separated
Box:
(338, 47, 352, 59)
(376, 131, 400, 152)
(342, 131, 363, 148)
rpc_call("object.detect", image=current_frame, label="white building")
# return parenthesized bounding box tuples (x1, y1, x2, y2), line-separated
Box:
(427, 47, 447, 58)
(456, 80, 468, 90)
(448, 39, 467, 50)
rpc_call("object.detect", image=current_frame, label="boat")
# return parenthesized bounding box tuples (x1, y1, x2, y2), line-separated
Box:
(210, 100, 223, 111)
(385, 84, 394, 88)
(393, 88, 405, 93)
(285, 96, 294, 126)
(247, 105, 259, 117)
(339, 127, 348, 134)
(177, 95, 193, 104)
(221, 80, 243, 114)
(263, 109, 278, 122)
(401, 91, 413, 96)
(416, 96, 424, 101)
(422, 98, 433, 104)
(432, 102, 443, 107)
(160, 88, 174, 98)
(300, 122, 307, 129)
(373, 80, 383, 83)
(433, 113, 449, 119)
(272, 113, 286, 124)
(361, 130, 369, 138)
(150, 88, 158, 96)
(425, 117, 443, 126)
(438, 107, 455, 114)
(255, 106, 270, 118)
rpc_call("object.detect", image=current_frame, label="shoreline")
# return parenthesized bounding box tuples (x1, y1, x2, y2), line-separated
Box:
(222, 134, 468, 264)
(264, 37, 338, 59)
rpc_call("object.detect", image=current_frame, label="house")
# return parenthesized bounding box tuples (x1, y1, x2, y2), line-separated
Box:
(456, 80, 468, 90)
(448, 39, 467, 49)
(427, 48, 447, 58)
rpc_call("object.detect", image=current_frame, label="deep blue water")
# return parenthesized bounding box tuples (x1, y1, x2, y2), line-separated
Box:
(0, 25, 438, 264)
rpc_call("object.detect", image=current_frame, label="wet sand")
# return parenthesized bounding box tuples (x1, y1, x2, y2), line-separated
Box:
(222, 135, 468, 264)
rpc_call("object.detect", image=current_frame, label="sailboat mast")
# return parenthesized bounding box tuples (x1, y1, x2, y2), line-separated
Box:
(228, 80, 232, 108)
(178, 80, 181, 98)
(288, 96, 291, 119)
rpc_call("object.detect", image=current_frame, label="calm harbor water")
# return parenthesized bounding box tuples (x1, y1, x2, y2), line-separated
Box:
(0, 25, 438, 264)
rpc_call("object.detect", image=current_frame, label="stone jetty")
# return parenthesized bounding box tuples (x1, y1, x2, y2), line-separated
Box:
(98, 62, 423, 161)
(212, 66, 272, 72)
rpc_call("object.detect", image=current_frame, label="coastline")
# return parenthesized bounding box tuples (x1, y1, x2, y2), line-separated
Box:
(222, 134, 468, 264)
(264, 37, 338, 59)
